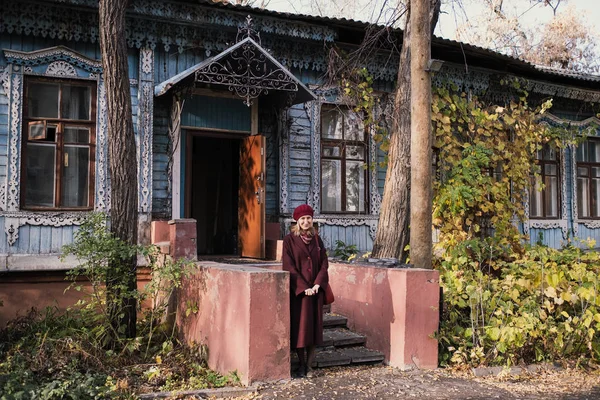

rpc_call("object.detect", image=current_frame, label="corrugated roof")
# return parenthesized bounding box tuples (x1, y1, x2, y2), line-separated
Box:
(177, 1, 600, 85)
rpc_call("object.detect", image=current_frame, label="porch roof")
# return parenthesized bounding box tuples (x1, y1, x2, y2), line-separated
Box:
(154, 37, 316, 106)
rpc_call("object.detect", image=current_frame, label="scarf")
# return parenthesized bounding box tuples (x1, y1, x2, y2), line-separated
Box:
(300, 231, 313, 245)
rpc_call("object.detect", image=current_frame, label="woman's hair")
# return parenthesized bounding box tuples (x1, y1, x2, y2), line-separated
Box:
(290, 223, 316, 237)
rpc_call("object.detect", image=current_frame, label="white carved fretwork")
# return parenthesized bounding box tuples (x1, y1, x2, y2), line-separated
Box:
(7, 73, 23, 212)
(524, 146, 569, 239)
(308, 90, 380, 217)
(319, 215, 380, 241)
(4, 46, 102, 75)
(2, 46, 106, 246)
(308, 101, 320, 212)
(0, 66, 8, 95)
(0, 183, 6, 212)
(46, 61, 78, 77)
(141, 49, 153, 74)
(572, 143, 579, 236)
(279, 108, 289, 213)
(3, 212, 88, 246)
(96, 81, 110, 212)
(543, 112, 600, 128)
(138, 47, 154, 214)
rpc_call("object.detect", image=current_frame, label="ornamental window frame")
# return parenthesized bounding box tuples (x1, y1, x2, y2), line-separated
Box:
(21, 76, 97, 211)
(319, 104, 369, 214)
(575, 138, 600, 220)
(529, 143, 561, 220)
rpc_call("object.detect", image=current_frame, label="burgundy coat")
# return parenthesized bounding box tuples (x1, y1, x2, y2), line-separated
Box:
(282, 233, 329, 349)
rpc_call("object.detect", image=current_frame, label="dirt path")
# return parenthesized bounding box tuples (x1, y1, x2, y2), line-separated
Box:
(230, 365, 600, 400)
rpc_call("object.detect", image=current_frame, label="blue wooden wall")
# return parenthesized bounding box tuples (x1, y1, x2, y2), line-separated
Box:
(0, 34, 144, 256)
(181, 95, 251, 131)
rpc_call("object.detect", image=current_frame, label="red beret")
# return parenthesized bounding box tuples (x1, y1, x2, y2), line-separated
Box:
(293, 204, 314, 221)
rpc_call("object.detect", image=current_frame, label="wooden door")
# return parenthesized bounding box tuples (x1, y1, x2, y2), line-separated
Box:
(238, 135, 265, 258)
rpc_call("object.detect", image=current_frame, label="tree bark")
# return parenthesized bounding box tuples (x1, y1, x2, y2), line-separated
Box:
(409, 0, 433, 269)
(99, 0, 138, 339)
(371, 0, 440, 262)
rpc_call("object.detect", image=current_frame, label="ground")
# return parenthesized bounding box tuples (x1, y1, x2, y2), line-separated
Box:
(223, 365, 600, 400)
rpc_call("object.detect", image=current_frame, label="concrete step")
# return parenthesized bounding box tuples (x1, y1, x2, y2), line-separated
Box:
(292, 346, 385, 368)
(323, 313, 348, 329)
(321, 327, 366, 347)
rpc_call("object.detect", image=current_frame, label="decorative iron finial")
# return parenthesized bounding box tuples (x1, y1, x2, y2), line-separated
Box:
(237, 15, 261, 44)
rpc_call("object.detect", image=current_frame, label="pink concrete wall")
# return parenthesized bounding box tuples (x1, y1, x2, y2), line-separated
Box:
(328, 262, 440, 370)
(169, 219, 197, 260)
(0, 270, 152, 328)
(177, 262, 290, 385)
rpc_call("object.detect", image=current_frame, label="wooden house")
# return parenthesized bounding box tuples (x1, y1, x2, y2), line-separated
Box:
(1, 0, 600, 280)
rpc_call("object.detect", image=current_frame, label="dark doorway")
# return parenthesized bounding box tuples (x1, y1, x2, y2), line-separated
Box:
(190, 136, 240, 255)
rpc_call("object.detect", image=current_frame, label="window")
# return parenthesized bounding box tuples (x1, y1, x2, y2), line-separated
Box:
(22, 78, 96, 210)
(320, 105, 367, 213)
(576, 139, 600, 219)
(529, 144, 560, 218)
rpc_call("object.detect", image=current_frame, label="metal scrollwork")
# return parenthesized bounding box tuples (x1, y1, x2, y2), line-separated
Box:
(195, 37, 299, 106)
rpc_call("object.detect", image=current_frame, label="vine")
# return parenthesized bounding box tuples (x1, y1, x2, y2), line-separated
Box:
(433, 80, 600, 367)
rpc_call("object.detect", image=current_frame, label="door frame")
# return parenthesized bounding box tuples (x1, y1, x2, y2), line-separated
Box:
(183, 128, 249, 219)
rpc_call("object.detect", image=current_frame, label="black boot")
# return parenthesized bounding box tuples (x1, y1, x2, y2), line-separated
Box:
(306, 345, 316, 378)
(294, 348, 307, 378)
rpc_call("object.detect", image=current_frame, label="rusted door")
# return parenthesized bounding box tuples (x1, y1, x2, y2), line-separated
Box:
(238, 135, 265, 258)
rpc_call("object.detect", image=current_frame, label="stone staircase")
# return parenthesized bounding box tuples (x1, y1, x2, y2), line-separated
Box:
(291, 310, 385, 372)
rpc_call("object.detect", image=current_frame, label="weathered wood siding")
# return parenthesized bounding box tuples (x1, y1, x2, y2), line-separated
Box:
(0, 35, 144, 258)
(181, 95, 251, 132)
(152, 99, 170, 218)
(259, 105, 278, 218)
(318, 224, 373, 253)
(286, 103, 312, 209)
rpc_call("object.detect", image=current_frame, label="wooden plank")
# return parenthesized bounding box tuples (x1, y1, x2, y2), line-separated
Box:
(28, 225, 41, 254)
(16, 225, 30, 253)
(39, 226, 52, 253)
(62, 226, 73, 249)
(51, 227, 63, 253)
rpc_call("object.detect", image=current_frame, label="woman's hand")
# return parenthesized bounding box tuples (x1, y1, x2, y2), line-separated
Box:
(304, 284, 320, 296)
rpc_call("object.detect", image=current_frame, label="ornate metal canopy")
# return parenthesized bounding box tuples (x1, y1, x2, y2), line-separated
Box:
(155, 16, 315, 106)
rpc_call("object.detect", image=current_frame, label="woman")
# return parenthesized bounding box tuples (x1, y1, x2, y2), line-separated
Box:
(282, 204, 329, 378)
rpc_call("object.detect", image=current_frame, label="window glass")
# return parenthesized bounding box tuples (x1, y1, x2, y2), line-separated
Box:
(322, 159, 342, 212)
(62, 146, 90, 207)
(344, 112, 364, 140)
(530, 143, 560, 218)
(64, 127, 90, 144)
(320, 105, 368, 213)
(22, 78, 96, 209)
(545, 175, 559, 218)
(576, 139, 600, 219)
(27, 83, 59, 118)
(346, 145, 364, 160)
(322, 144, 341, 157)
(61, 85, 91, 120)
(346, 160, 365, 212)
(321, 109, 343, 139)
(25, 144, 56, 207)
(578, 176, 590, 218)
(592, 177, 600, 217)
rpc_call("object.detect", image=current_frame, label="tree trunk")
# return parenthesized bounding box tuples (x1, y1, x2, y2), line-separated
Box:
(409, 0, 433, 269)
(99, 0, 138, 339)
(371, 0, 440, 262)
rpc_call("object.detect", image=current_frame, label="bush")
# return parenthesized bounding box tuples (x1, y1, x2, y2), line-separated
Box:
(0, 213, 237, 399)
(437, 240, 600, 367)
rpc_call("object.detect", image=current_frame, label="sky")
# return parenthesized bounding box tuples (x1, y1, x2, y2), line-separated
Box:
(263, 0, 600, 43)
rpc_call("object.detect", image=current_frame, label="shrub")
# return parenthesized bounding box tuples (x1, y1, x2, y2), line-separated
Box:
(0, 213, 236, 398)
(437, 240, 600, 367)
